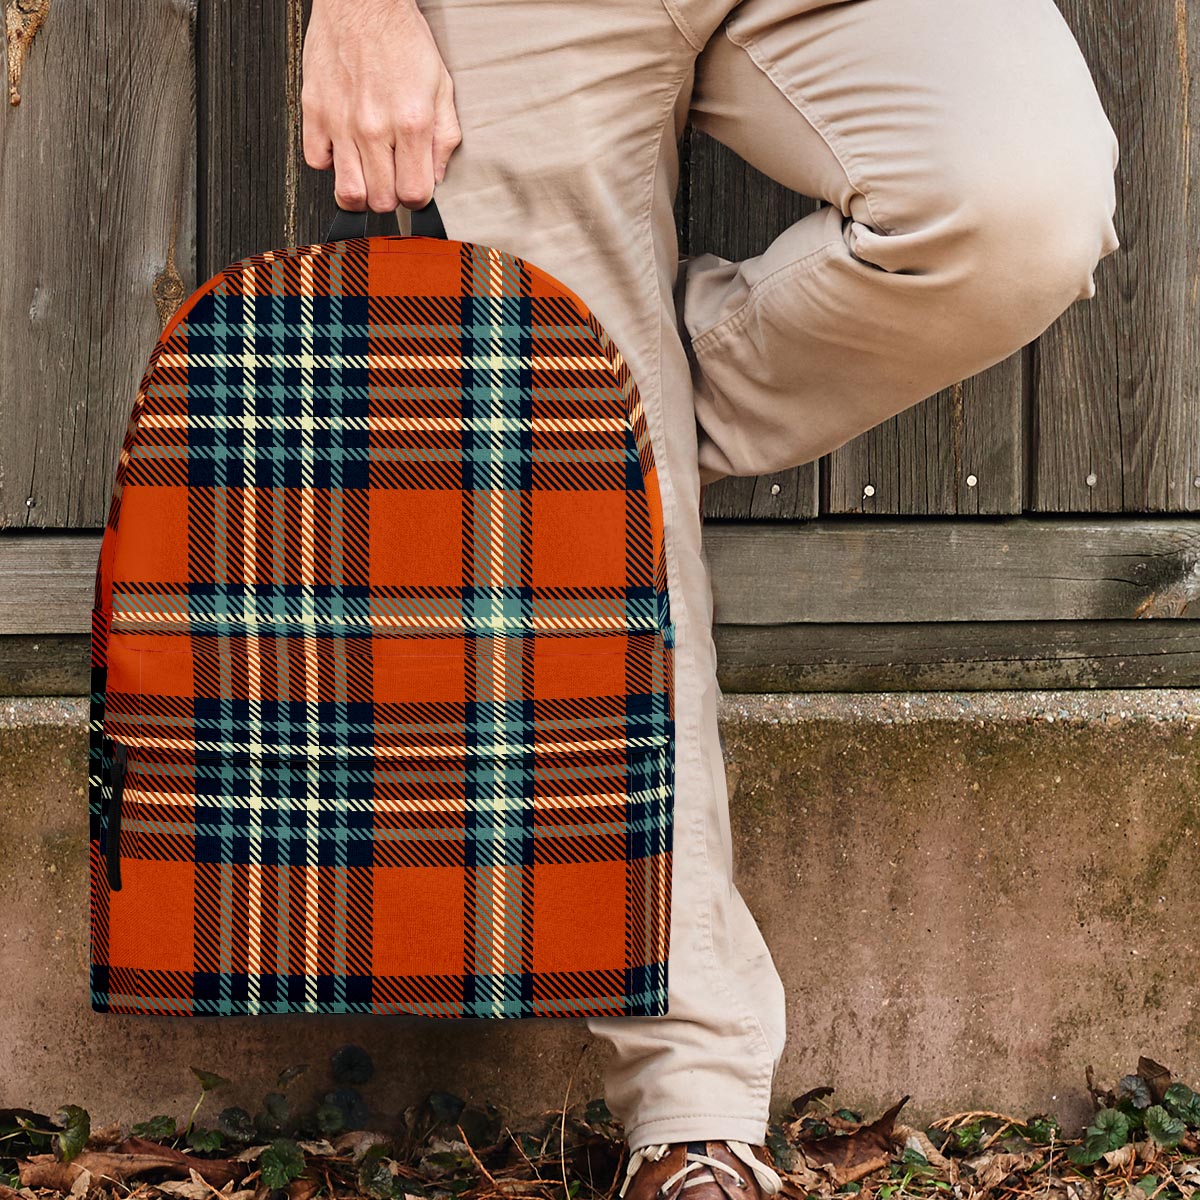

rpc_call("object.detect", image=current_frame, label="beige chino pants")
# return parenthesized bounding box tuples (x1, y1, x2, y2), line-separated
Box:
(414, 0, 1121, 1148)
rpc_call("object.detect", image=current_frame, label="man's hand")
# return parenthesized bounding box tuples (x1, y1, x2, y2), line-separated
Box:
(302, 0, 462, 212)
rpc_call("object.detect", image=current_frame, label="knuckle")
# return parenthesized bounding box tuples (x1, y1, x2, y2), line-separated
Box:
(355, 115, 390, 142)
(397, 184, 430, 207)
(335, 185, 367, 208)
(395, 107, 434, 134)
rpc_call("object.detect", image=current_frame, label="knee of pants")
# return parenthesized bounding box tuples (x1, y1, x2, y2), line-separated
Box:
(854, 130, 1121, 356)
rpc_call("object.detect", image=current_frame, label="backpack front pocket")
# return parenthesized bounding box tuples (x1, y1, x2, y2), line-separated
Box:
(90, 624, 673, 1017)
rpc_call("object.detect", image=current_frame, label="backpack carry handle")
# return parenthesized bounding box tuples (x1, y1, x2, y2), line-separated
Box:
(325, 194, 447, 242)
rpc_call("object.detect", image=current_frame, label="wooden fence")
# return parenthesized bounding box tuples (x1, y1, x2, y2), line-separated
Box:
(1, 0, 1197, 693)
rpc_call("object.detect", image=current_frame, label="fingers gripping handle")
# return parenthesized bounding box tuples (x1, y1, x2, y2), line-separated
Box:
(325, 195, 447, 242)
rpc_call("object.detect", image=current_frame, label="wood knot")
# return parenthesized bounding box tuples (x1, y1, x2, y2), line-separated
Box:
(5, 0, 50, 105)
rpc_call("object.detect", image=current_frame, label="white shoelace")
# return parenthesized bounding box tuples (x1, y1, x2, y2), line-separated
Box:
(618, 1141, 784, 1198)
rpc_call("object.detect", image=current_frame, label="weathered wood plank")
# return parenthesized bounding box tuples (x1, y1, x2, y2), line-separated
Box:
(199, 0, 396, 276)
(715, 620, 1200, 692)
(11, 617, 1200, 698)
(0, 537, 99, 633)
(824, 353, 1025, 516)
(0, 636, 90, 696)
(1034, 0, 1197, 513)
(705, 518, 1200, 624)
(0, 0, 196, 529)
(10, 519, 1200, 636)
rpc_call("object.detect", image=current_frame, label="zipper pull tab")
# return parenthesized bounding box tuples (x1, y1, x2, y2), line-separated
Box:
(106, 740, 128, 891)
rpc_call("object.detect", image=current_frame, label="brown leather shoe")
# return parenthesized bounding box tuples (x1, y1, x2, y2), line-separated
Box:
(617, 1140, 783, 1200)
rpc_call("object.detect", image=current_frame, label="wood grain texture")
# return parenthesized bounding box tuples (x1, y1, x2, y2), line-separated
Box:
(0, 0, 196, 529)
(0, 635, 89, 695)
(199, 0, 397, 276)
(704, 518, 1200, 624)
(1035, 0, 1198, 513)
(10, 619, 1200, 696)
(823, 354, 1025, 517)
(12, 519, 1200, 636)
(0, 536, 99, 633)
(715, 620, 1200, 692)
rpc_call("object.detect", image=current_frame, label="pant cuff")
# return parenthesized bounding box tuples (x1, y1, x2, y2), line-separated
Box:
(623, 1112, 770, 1152)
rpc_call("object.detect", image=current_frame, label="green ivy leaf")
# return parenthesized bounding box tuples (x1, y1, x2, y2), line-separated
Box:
(316, 1101, 345, 1136)
(1023, 1116, 1061, 1145)
(1163, 1084, 1200, 1127)
(260, 1138, 306, 1189)
(217, 1106, 256, 1145)
(1092, 1108, 1131, 1150)
(331, 1045, 375, 1086)
(358, 1145, 395, 1199)
(1120, 1076, 1154, 1110)
(1068, 1108, 1130, 1166)
(190, 1068, 229, 1094)
(276, 1064, 309, 1090)
(52, 1107, 90, 1164)
(132, 1115, 177, 1141)
(427, 1092, 465, 1125)
(187, 1128, 224, 1153)
(1145, 1106, 1186, 1149)
(1067, 1143, 1099, 1167)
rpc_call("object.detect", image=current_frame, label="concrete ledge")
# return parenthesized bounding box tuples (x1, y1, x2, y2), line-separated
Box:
(4, 692, 1199, 1132)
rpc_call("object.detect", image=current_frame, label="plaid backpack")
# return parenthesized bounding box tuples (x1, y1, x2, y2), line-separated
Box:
(89, 199, 675, 1018)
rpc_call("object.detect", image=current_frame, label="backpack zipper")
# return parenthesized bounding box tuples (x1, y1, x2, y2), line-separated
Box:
(106, 740, 128, 891)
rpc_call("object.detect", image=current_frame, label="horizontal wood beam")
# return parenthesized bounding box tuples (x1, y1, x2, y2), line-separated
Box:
(9, 619, 1200, 696)
(0, 536, 98, 634)
(4, 517, 1200, 638)
(705, 518, 1200, 623)
(715, 620, 1200, 692)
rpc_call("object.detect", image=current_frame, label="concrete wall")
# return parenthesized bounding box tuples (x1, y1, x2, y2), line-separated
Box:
(4, 691, 1199, 1134)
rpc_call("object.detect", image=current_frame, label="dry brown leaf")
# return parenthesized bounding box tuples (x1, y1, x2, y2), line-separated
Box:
(21, 1146, 243, 1194)
(894, 1124, 951, 1169)
(114, 1137, 242, 1187)
(965, 1150, 1034, 1190)
(284, 1174, 319, 1200)
(155, 1174, 219, 1200)
(1102, 1144, 1136, 1169)
(1139, 1057, 1173, 1105)
(800, 1096, 908, 1186)
(1136, 1138, 1163, 1167)
(295, 1140, 337, 1158)
(331, 1130, 393, 1162)
(17, 1156, 87, 1193)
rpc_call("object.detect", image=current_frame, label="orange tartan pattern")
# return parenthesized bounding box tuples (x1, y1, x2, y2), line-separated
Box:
(88, 234, 675, 1017)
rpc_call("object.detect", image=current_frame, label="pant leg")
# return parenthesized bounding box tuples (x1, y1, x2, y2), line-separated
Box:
(414, 0, 788, 1149)
(679, 0, 1122, 485)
